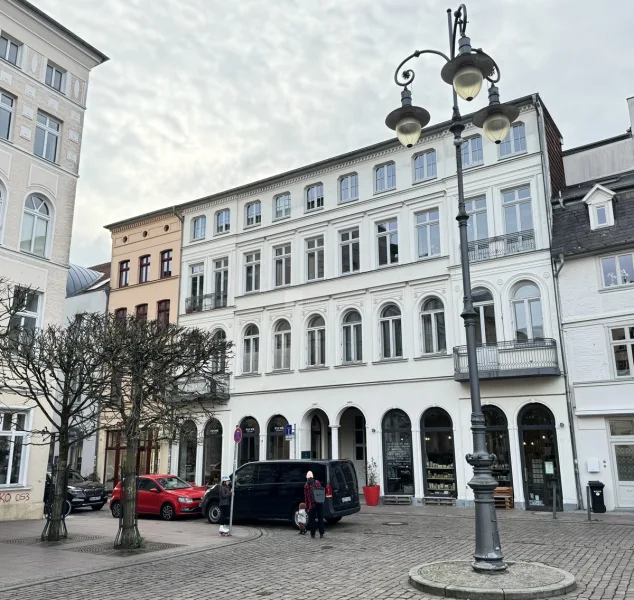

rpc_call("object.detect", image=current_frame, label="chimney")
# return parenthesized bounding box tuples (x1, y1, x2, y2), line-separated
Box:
(627, 96, 634, 133)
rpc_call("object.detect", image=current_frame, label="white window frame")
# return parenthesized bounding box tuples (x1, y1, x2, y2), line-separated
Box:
(503, 185, 533, 234)
(0, 184, 5, 243)
(273, 320, 291, 371)
(376, 218, 398, 267)
(601, 253, 634, 289)
(473, 288, 497, 345)
(342, 311, 362, 364)
(499, 122, 526, 158)
(215, 209, 230, 234)
(375, 162, 396, 193)
(244, 251, 261, 293)
(307, 316, 326, 367)
(8, 288, 41, 332)
(305, 235, 324, 281)
(413, 150, 437, 182)
(212, 257, 229, 307)
(243, 325, 260, 374)
(45, 62, 66, 93)
(595, 205, 608, 228)
(379, 305, 403, 359)
(0, 410, 29, 487)
(339, 173, 359, 203)
(305, 183, 324, 212)
(610, 326, 634, 378)
(420, 298, 446, 355)
(20, 194, 50, 256)
(274, 243, 291, 287)
(192, 216, 206, 240)
(461, 135, 483, 168)
(465, 197, 488, 242)
(189, 263, 205, 302)
(511, 282, 544, 341)
(274, 193, 291, 220)
(0, 92, 14, 141)
(0, 32, 21, 66)
(415, 208, 441, 259)
(34, 112, 60, 163)
(245, 201, 261, 227)
(340, 227, 360, 275)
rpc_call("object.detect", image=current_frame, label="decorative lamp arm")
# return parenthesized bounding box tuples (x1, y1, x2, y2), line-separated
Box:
(394, 49, 450, 88)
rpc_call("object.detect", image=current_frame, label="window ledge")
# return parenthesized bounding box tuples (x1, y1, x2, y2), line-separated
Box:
(0, 485, 32, 491)
(497, 150, 527, 162)
(273, 215, 291, 223)
(244, 223, 261, 230)
(190, 237, 207, 244)
(413, 176, 438, 186)
(334, 362, 367, 369)
(305, 207, 324, 214)
(298, 366, 329, 372)
(374, 187, 396, 196)
(19, 249, 49, 261)
(599, 284, 634, 294)
(377, 262, 399, 270)
(234, 373, 262, 379)
(214, 230, 232, 237)
(414, 353, 449, 361)
(338, 198, 359, 205)
(372, 358, 408, 365)
(463, 161, 484, 171)
(416, 254, 443, 263)
(266, 369, 294, 376)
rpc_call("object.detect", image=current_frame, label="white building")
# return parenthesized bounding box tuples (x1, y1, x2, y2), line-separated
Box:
(171, 93, 577, 511)
(0, 0, 107, 520)
(553, 96, 634, 511)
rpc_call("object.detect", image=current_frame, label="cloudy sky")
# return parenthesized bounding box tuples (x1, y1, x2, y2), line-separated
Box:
(36, 0, 634, 267)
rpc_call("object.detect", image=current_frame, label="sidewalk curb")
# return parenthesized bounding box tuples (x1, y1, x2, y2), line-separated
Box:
(0, 526, 264, 593)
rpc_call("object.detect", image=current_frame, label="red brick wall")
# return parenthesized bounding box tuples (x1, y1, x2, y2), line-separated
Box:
(542, 103, 566, 196)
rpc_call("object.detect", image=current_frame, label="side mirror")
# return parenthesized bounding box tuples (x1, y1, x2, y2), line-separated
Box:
(149, 487, 160, 493)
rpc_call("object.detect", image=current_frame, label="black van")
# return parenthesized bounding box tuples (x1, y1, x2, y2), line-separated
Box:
(201, 459, 360, 527)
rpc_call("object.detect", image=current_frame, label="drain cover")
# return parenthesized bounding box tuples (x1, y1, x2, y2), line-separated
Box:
(382, 521, 407, 526)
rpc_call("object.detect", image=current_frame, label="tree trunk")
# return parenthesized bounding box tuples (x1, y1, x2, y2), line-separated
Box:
(47, 432, 69, 541)
(116, 437, 141, 549)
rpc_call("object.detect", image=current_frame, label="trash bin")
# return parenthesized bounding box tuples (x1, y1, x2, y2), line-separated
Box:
(587, 481, 606, 513)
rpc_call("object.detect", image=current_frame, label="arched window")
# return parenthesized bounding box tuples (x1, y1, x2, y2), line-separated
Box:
(245, 201, 261, 227)
(421, 297, 446, 354)
(20, 194, 50, 256)
(216, 209, 230, 234)
(267, 415, 290, 460)
(421, 408, 456, 498)
(243, 325, 259, 374)
(211, 329, 227, 373)
(382, 409, 414, 495)
(342, 310, 362, 363)
(472, 288, 497, 345)
(203, 418, 222, 485)
(380, 304, 402, 359)
(239, 417, 260, 466)
(192, 215, 206, 240)
(307, 315, 326, 367)
(177, 421, 197, 483)
(512, 282, 543, 341)
(273, 320, 291, 370)
(482, 406, 512, 487)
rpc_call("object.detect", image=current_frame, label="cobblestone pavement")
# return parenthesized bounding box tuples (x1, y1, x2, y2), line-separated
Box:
(2, 507, 634, 600)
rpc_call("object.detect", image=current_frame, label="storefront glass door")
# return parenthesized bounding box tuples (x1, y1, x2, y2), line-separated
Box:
(382, 409, 414, 495)
(239, 417, 260, 466)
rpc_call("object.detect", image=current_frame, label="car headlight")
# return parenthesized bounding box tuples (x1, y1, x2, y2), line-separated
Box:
(178, 497, 193, 503)
(68, 487, 84, 496)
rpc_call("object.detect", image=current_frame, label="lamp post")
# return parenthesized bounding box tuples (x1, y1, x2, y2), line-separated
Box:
(385, 5, 519, 573)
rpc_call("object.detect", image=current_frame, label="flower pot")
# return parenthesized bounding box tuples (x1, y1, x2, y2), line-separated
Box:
(362, 485, 380, 506)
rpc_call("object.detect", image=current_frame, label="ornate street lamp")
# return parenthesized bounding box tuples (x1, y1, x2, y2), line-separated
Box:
(385, 4, 519, 573)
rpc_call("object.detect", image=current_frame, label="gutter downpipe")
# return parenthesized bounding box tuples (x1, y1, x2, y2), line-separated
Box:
(534, 94, 584, 509)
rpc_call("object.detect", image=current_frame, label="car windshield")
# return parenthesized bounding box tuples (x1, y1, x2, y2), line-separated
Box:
(155, 477, 191, 490)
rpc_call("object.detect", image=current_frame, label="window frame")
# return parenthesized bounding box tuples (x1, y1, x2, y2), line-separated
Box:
(0, 32, 21, 67)
(188, 263, 205, 310)
(499, 122, 527, 158)
(465, 197, 488, 242)
(192, 216, 206, 241)
(118, 260, 130, 288)
(19, 194, 51, 257)
(376, 218, 399, 267)
(160, 250, 173, 279)
(305, 183, 324, 212)
(511, 282, 544, 341)
(273, 320, 292, 371)
(413, 150, 437, 183)
(138, 254, 151, 284)
(215, 209, 231, 235)
(34, 111, 60, 163)
(243, 325, 260, 374)
(601, 252, 634, 289)
(339, 227, 360, 275)
(305, 235, 325, 282)
(374, 162, 396, 193)
(461, 135, 484, 168)
(609, 326, 634, 378)
(339, 173, 359, 203)
(213, 257, 229, 308)
(157, 300, 170, 326)
(0, 91, 15, 141)
(135, 303, 148, 321)
(274, 193, 291, 220)
(45, 62, 66, 93)
(244, 251, 261, 294)
(8, 288, 40, 335)
(0, 410, 29, 487)
(342, 310, 363, 364)
(502, 185, 533, 235)
(420, 297, 446, 355)
(473, 288, 498, 345)
(415, 208, 441, 259)
(114, 308, 127, 320)
(379, 304, 403, 360)
(306, 315, 326, 367)
(245, 201, 261, 228)
(274, 243, 292, 288)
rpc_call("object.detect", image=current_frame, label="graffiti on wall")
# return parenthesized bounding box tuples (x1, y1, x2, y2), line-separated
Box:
(0, 492, 30, 503)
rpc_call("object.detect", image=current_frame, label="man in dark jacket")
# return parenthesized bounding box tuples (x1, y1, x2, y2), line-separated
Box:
(304, 470, 325, 539)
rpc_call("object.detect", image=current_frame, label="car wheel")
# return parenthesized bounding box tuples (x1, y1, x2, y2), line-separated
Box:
(160, 502, 176, 521)
(91, 504, 105, 511)
(63, 500, 72, 518)
(110, 501, 122, 518)
(326, 516, 342, 525)
(207, 502, 221, 524)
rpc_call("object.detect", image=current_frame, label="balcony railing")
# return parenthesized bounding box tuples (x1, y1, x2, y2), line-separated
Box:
(453, 338, 560, 381)
(185, 293, 228, 314)
(467, 229, 535, 262)
(176, 373, 230, 403)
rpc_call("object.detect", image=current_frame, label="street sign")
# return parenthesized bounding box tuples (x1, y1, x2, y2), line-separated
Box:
(285, 424, 293, 436)
(234, 427, 243, 444)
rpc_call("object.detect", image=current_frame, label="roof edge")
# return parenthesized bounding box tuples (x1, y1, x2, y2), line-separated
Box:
(104, 205, 178, 232)
(562, 133, 631, 157)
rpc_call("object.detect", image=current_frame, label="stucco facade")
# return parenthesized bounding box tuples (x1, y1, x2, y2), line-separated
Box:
(0, 0, 107, 520)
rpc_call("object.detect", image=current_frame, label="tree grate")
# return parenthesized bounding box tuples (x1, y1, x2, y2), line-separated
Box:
(1, 535, 105, 545)
(63, 541, 183, 556)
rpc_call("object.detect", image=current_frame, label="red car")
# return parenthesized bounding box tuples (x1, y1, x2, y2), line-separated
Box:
(110, 474, 207, 521)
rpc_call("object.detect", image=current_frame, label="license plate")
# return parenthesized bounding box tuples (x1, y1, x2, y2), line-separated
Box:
(89, 496, 101, 501)
(342, 496, 351, 503)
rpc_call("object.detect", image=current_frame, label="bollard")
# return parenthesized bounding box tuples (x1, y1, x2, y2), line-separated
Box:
(552, 482, 557, 519)
(586, 485, 592, 521)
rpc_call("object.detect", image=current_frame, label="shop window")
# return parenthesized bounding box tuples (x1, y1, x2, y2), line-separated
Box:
(382, 409, 414, 495)
(421, 408, 456, 498)
(239, 417, 260, 466)
(203, 419, 222, 485)
(483, 406, 512, 488)
(177, 421, 197, 483)
(267, 415, 290, 460)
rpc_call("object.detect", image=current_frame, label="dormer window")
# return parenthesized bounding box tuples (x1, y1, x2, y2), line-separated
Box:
(583, 183, 615, 231)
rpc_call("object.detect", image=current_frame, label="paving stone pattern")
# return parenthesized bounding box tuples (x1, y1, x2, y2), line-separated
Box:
(1, 510, 634, 600)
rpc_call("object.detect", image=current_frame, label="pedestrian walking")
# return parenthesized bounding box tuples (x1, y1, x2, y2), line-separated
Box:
(219, 478, 232, 536)
(304, 470, 325, 539)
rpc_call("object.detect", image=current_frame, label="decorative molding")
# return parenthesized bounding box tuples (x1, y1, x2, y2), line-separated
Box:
(47, 97, 59, 111)
(22, 105, 34, 120)
(30, 53, 38, 74)
(25, 84, 36, 99)
(372, 289, 404, 306)
(543, 272, 550, 279)
(1, 71, 12, 85)
(19, 126, 31, 141)
(73, 79, 80, 99)
(269, 311, 293, 323)
(66, 150, 77, 164)
(70, 110, 81, 124)
(497, 278, 503, 285)
(300, 299, 328, 318)
(69, 129, 80, 143)
(454, 285, 460, 292)
(335, 297, 364, 312)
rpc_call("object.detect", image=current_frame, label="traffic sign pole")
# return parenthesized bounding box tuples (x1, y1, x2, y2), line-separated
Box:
(228, 427, 242, 535)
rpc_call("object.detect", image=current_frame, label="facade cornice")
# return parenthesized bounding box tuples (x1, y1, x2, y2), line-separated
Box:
(107, 211, 179, 234)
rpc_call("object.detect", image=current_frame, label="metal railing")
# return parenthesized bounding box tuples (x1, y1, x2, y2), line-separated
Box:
(453, 338, 559, 380)
(176, 373, 230, 403)
(185, 293, 228, 313)
(467, 229, 535, 262)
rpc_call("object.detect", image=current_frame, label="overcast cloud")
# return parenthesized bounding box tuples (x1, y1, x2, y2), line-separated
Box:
(34, 0, 634, 267)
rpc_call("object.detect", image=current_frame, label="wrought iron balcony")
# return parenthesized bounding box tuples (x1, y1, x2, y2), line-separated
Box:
(453, 338, 560, 381)
(467, 229, 535, 262)
(185, 293, 228, 313)
(176, 373, 230, 403)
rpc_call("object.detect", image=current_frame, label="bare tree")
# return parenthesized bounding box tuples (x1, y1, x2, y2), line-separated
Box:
(0, 301, 112, 541)
(99, 314, 231, 549)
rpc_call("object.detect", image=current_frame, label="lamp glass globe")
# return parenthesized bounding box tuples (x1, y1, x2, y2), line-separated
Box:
(395, 115, 422, 148)
(483, 112, 511, 144)
(453, 64, 483, 101)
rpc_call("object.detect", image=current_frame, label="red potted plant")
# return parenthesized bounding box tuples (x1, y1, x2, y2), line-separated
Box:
(362, 459, 380, 506)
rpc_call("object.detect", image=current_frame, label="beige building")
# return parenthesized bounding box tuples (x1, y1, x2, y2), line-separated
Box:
(0, 0, 107, 519)
(98, 209, 182, 489)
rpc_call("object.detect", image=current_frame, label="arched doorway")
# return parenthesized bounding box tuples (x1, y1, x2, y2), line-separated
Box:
(177, 420, 197, 483)
(483, 406, 512, 488)
(518, 403, 561, 511)
(267, 415, 290, 460)
(304, 409, 330, 460)
(239, 417, 259, 466)
(203, 419, 222, 485)
(339, 408, 367, 487)
(421, 408, 456, 498)
(382, 409, 414, 495)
